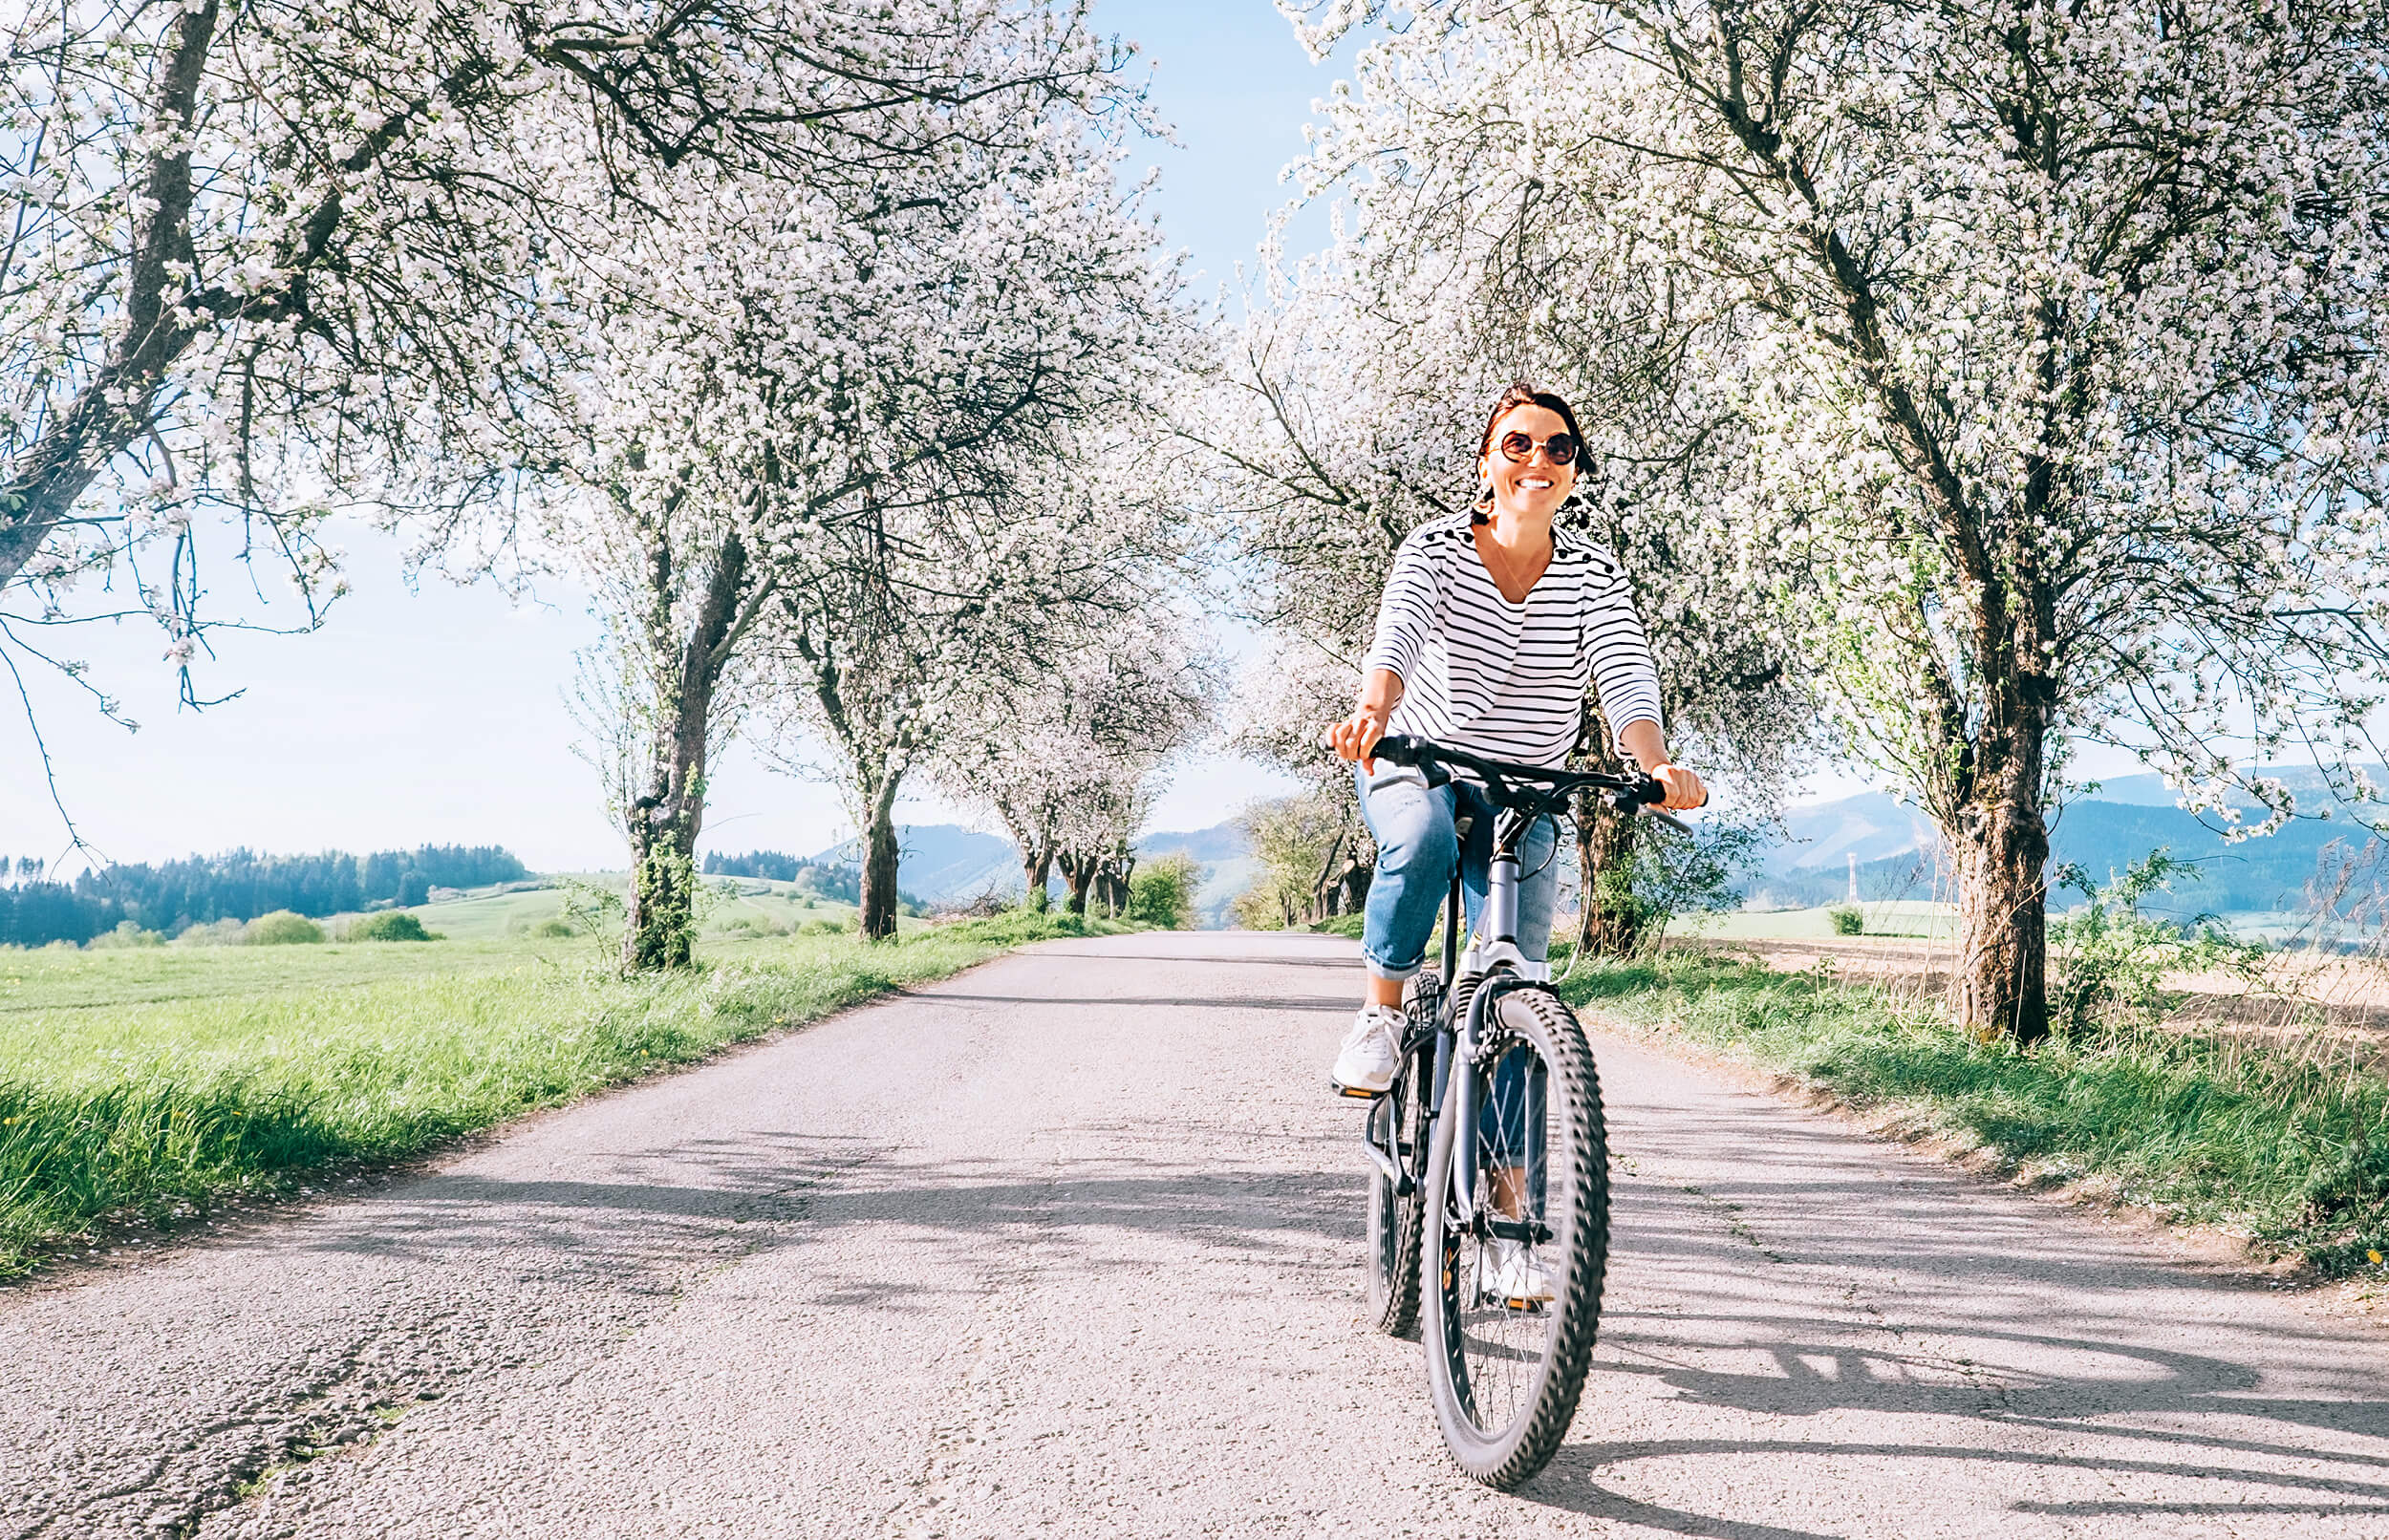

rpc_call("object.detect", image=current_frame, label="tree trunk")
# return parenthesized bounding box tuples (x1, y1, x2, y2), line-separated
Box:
(1021, 844, 1053, 911)
(624, 806, 701, 972)
(1573, 792, 1644, 957)
(1307, 829, 1346, 927)
(1100, 845, 1135, 917)
(858, 776, 903, 941)
(1945, 701, 2053, 1044)
(1949, 815, 2050, 1044)
(1568, 709, 1644, 957)
(1059, 849, 1097, 914)
(622, 533, 747, 972)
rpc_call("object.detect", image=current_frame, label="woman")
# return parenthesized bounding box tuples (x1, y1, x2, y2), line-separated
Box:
(1324, 383, 1706, 1098)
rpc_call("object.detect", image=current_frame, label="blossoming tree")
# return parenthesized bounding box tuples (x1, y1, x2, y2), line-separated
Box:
(3, 0, 1021, 701)
(552, 5, 1175, 965)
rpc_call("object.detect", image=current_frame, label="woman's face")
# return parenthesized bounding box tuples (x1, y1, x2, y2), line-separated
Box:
(1479, 403, 1577, 521)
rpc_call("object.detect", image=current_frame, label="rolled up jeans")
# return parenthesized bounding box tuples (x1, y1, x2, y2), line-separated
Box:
(1354, 760, 1560, 981)
(1356, 761, 1559, 1170)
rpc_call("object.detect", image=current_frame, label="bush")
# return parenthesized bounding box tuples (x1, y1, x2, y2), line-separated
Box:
(87, 920, 165, 950)
(1128, 854, 1202, 930)
(246, 910, 324, 946)
(527, 918, 579, 939)
(1315, 911, 1367, 939)
(797, 917, 850, 936)
(1827, 905, 1865, 935)
(1628, 819, 1765, 941)
(347, 911, 441, 943)
(2049, 851, 2262, 1035)
(171, 918, 248, 947)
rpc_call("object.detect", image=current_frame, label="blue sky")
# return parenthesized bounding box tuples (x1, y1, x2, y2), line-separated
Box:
(0, 1, 1340, 872)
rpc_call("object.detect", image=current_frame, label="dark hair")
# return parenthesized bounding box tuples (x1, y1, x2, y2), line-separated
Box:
(1473, 383, 1585, 519)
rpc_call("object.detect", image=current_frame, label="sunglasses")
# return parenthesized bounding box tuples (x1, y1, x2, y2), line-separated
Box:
(1496, 431, 1579, 465)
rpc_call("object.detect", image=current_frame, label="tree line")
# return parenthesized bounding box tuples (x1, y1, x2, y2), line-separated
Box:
(0, 845, 528, 948)
(698, 851, 927, 913)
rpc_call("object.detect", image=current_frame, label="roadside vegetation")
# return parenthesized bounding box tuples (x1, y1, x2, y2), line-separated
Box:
(0, 909, 1129, 1277)
(1557, 945, 2389, 1277)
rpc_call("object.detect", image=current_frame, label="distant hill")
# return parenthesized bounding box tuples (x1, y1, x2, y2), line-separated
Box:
(731, 773, 2385, 930)
(832, 825, 1022, 906)
(709, 825, 1019, 909)
(1754, 777, 2385, 917)
(1143, 824, 1251, 864)
(711, 822, 1261, 916)
(2080, 764, 2388, 811)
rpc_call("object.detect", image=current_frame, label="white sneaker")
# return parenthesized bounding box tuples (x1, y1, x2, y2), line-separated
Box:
(1480, 1239, 1555, 1306)
(1331, 1003, 1404, 1095)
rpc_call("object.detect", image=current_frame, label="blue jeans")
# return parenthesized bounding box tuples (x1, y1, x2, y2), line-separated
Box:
(1354, 762, 1560, 981)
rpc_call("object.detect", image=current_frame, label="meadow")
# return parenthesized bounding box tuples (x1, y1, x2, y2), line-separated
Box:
(0, 902, 1117, 1276)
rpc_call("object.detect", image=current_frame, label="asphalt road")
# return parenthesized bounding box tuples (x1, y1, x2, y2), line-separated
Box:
(8, 930, 2389, 1538)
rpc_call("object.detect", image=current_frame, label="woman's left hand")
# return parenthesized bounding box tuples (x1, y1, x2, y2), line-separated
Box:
(1652, 763, 1708, 811)
(1618, 719, 1708, 811)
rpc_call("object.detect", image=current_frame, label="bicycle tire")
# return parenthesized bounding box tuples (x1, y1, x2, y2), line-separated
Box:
(1420, 985, 1610, 1488)
(1365, 970, 1439, 1337)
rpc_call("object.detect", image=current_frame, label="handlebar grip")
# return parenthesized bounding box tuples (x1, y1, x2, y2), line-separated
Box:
(1369, 734, 1425, 767)
(1618, 774, 1708, 823)
(1607, 775, 1666, 810)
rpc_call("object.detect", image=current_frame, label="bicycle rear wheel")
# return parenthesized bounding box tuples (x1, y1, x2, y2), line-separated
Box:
(1365, 970, 1438, 1337)
(1421, 985, 1609, 1488)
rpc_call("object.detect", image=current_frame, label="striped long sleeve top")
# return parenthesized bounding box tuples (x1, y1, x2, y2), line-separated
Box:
(1362, 511, 1664, 769)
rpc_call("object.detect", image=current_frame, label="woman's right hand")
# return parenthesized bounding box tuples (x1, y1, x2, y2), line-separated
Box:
(1324, 706, 1390, 769)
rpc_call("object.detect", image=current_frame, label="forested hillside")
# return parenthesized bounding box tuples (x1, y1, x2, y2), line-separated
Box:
(1750, 795, 2380, 917)
(0, 846, 529, 947)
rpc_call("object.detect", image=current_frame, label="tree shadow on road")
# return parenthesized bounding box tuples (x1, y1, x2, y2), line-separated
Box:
(301, 1128, 1365, 1315)
(1503, 1116, 2389, 1533)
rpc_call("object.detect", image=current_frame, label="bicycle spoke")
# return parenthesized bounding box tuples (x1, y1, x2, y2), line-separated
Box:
(1446, 1034, 1566, 1437)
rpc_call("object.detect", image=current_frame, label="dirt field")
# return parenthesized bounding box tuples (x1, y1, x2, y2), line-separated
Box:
(1677, 931, 2389, 1038)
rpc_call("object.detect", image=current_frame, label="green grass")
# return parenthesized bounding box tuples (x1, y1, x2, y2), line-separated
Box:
(1556, 946, 2389, 1276)
(307, 875, 896, 945)
(0, 909, 1125, 1276)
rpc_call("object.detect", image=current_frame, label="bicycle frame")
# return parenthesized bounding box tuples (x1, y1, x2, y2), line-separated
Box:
(1361, 731, 1676, 1247)
(1372, 800, 1553, 1234)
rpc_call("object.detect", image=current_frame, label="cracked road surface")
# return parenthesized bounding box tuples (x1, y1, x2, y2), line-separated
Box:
(7, 930, 2389, 1537)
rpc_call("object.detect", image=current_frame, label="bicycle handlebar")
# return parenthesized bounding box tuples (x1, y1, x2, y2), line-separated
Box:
(1367, 733, 1690, 817)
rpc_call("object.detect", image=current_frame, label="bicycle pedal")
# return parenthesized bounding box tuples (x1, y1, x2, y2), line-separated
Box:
(1331, 1080, 1386, 1100)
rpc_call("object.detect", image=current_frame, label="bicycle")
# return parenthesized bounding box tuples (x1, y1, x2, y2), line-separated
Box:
(1349, 732, 1686, 1488)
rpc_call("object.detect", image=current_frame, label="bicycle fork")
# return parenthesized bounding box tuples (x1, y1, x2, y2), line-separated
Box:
(1443, 822, 1546, 1238)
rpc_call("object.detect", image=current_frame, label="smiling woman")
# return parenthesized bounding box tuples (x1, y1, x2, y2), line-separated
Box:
(1320, 383, 1706, 1096)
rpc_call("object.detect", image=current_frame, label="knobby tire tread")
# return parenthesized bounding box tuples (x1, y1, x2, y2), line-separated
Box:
(1422, 986, 1609, 1490)
(1367, 971, 1437, 1337)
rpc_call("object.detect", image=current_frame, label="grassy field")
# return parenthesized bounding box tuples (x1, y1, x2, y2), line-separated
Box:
(307, 875, 898, 945)
(1675, 901, 1960, 941)
(1555, 945, 2389, 1276)
(0, 908, 1121, 1276)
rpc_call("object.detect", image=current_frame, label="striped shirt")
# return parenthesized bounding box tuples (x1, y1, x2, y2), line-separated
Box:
(1362, 511, 1664, 769)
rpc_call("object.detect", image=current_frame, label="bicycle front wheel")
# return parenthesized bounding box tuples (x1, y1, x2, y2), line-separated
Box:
(1421, 985, 1610, 1488)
